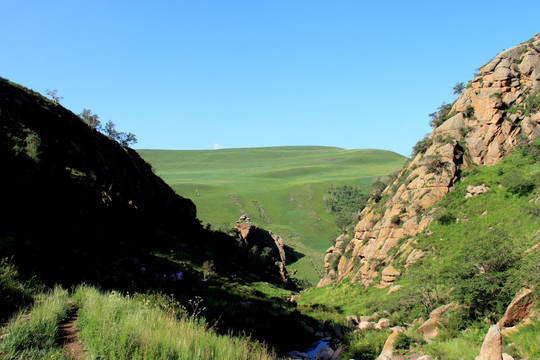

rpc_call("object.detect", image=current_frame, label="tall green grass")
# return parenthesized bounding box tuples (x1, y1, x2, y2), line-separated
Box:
(505, 320, 540, 359)
(0, 286, 71, 360)
(421, 325, 487, 360)
(73, 285, 277, 360)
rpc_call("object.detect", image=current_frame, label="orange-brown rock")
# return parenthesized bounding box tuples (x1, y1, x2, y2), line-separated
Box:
(476, 325, 503, 360)
(377, 331, 401, 360)
(319, 34, 540, 288)
(233, 215, 291, 283)
(379, 265, 402, 287)
(497, 288, 535, 328)
(417, 303, 456, 341)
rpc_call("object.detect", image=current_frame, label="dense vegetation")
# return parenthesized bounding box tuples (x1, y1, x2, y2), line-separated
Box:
(296, 140, 540, 359)
(324, 185, 368, 232)
(138, 147, 405, 285)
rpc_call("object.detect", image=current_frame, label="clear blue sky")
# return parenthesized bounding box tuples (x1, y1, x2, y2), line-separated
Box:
(2, 1, 539, 156)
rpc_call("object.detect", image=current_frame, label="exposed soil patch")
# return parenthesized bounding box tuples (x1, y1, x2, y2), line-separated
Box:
(58, 302, 84, 360)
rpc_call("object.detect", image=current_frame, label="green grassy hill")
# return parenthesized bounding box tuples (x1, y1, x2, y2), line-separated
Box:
(138, 146, 406, 285)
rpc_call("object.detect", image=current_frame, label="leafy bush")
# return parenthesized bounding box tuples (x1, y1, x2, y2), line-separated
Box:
(436, 211, 455, 225)
(523, 91, 540, 116)
(0, 258, 35, 322)
(453, 82, 465, 95)
(426, 158, 446, 175)
(503, 172, 535, 196)
(452, 229, 520, 321)
(503, 91, 540, 117)
(429, 103, 454, 128)
(412, 134, 433, 157)
(393, 332, 413, 350)
(324, 185, 368, 232)
(464, 105, 475, 118)
(343, 329, 390, 360)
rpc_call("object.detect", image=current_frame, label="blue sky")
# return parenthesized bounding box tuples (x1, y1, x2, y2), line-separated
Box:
(2, 1, 539, 156)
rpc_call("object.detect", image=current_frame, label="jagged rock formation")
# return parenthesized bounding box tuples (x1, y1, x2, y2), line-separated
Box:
(233, 215, 290, 283)
(498, 288, 535, 328)
(320, 34, 540, 287)
(476, 325, 503, 360)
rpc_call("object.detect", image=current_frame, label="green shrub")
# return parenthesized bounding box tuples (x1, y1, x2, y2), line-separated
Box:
(0, 258, 36, 322)
(464, 105, 475, 118)
(325, 185, 368, 232)
(523, 91, 540, 116)
(503, 172, 535, 196)
(344, 329, 390, 360)
(452, 229, 520, 321)
(426, 158, 445, 175)
(460, 126, 473, 137)
(429, 103, 454, 128)
(412, 134, 433, 157)
(393, 332, 413, 350)
(436, 211, 456, 225)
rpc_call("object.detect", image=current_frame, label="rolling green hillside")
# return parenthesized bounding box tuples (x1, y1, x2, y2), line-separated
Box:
(138, 147, 406, 285)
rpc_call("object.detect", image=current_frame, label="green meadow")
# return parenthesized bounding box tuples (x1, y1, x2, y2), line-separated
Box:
(138, 146, 405, 285)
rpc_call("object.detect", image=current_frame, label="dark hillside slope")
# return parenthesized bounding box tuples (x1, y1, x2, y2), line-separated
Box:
(0, 77, 320, 352)
(0, 77, 199, 285)
(0, 77, 283, 287)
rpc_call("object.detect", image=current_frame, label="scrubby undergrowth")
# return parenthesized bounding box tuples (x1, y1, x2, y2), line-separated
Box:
(0, 282, 280, 360)
(297, 141, 540, 359)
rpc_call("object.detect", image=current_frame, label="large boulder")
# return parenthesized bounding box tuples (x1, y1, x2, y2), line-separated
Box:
(315, 347, 334, 360)
(376, 331, 401, 360)
(476, 325, 503, 360)
(498, 288, 535, 328)
(417, 318, 439, 341)
(380, 265, 402, 287)
(465, 184, 490, 198)
(417, 303, 456, 340)
(330, 346, 346, 360)
(376, 318, 391, 329)
(233, 215, 291, 283)
(358, 321, 376, 330)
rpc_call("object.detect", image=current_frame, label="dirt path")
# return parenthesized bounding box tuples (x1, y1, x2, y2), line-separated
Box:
(58, 301, 85, 360)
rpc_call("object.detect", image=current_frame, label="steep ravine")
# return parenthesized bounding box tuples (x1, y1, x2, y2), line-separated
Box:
(319, 33, 540, 288)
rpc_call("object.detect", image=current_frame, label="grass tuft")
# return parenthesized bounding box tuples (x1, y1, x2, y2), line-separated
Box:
(73, 285, 277, 360)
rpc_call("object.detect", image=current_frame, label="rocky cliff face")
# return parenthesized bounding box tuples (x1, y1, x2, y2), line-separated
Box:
(233, 215, 290, 283)
(319, 34, 540, 287)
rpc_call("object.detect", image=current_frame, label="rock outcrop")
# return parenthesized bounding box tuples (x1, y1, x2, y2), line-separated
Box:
(319, 34, 540, 287)
(417, 303, 456, 341)
(497, 288, 535, 328)
(233, 215, 290, 283)
(476, 325, 503, 360)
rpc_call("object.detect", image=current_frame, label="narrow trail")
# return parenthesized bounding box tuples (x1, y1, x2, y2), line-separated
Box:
(58, 301, 85, 360)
